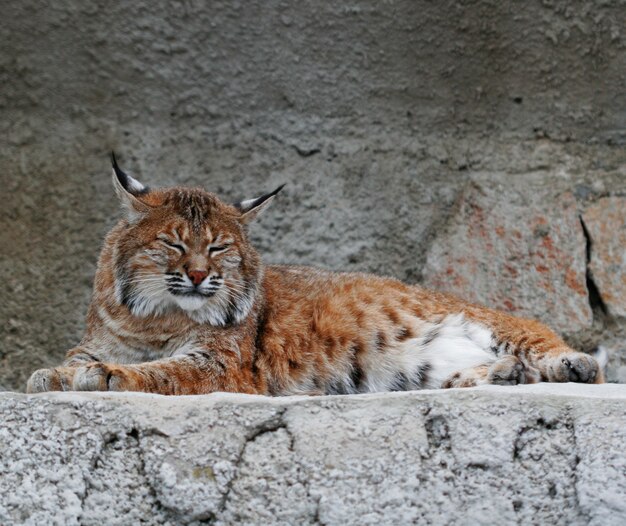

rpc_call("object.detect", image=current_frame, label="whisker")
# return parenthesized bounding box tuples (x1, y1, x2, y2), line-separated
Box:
(125, 277, 168, 285)
(223, 282, 248, 294)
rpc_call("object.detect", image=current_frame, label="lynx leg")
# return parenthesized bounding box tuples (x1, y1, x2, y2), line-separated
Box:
(71, 352, 258, 395)
(26, 367, 78, 393)
(442, 355, 537, 388)
(460, 307, 604, 384)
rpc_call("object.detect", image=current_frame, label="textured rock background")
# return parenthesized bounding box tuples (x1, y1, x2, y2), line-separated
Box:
(1, 0, 625, 390)
(422, 178, 592, 333)
(1, 385, 625, 525)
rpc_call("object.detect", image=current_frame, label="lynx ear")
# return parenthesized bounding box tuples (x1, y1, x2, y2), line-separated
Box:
(111, 152, 151, 221)
(234, 184, 285, 224)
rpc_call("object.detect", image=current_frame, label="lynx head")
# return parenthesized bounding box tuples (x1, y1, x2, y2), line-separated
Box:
(109, 153, 282, 325)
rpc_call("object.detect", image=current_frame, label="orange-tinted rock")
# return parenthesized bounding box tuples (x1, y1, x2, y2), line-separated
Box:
(422, 179, 592, 334)
(583, 197, 626, 318)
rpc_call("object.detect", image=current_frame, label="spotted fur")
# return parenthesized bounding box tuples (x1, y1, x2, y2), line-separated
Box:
(26, 157, 604, 395)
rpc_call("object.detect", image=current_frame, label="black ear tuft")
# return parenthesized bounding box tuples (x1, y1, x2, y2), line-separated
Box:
(268, 183, 286, 198)
(234, 184, 285, 213)
(111, 150, 127, 186)
(110, 151, 149, 196)
(234, 184, 285, 224)
(111, 150, 119, 170)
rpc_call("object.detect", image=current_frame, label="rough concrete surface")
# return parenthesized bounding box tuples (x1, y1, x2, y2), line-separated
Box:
(0, 385, 625, 525)
(1, 0, 626, 391)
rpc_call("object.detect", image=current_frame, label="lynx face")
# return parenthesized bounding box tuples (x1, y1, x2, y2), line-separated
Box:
(110, 153, 282, 325)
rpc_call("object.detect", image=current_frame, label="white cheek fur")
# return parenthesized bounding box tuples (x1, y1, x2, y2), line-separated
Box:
(143, 249, 169, 265)
(221, 255, 242, 269)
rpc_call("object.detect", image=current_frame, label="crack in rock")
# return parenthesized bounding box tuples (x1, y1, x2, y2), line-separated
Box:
(511, 414, 585, 524)
(78, 424, 175, 525)
(424, 414, 451, 451)
(291, 144, 321, 157)
(579, 215, 609, 320)
(218, 408, 290, 515)
(568, 418, 591, 524)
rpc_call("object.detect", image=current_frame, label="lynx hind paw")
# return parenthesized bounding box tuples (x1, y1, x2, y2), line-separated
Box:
(548, 352, 601, 384)
(441, 365, 489, 388)
(73, 363, 133, 391)
(487, 356, 538, 386)
(442, 356, 538, 389)
(26, 368, 74, 393)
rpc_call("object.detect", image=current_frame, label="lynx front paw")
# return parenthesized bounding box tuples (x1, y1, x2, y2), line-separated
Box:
(72, 363, 136, 391)
(27, 367, 75, 393)
(547, 352, 600, 383)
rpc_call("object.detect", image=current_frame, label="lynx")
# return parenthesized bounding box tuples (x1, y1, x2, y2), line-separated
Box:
(27, 155, 602, 395)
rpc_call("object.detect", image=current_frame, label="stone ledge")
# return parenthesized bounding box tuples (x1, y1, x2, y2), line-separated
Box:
(1, 385, 625, 525)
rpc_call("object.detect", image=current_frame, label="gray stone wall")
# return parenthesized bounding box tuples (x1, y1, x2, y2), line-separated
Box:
(1, 0, 625, 390)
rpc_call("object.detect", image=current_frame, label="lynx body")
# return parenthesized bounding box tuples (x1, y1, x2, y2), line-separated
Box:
(27, 156, 602, 395)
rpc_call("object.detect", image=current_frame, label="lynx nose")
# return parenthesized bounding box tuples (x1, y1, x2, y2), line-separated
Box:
(187, 269, 208, 286)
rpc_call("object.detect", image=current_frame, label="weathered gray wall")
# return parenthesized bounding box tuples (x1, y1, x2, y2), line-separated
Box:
(1, 0, 625, 391)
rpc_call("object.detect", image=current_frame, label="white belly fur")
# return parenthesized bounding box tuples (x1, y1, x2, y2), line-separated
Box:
(364, 314, 497, 392)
